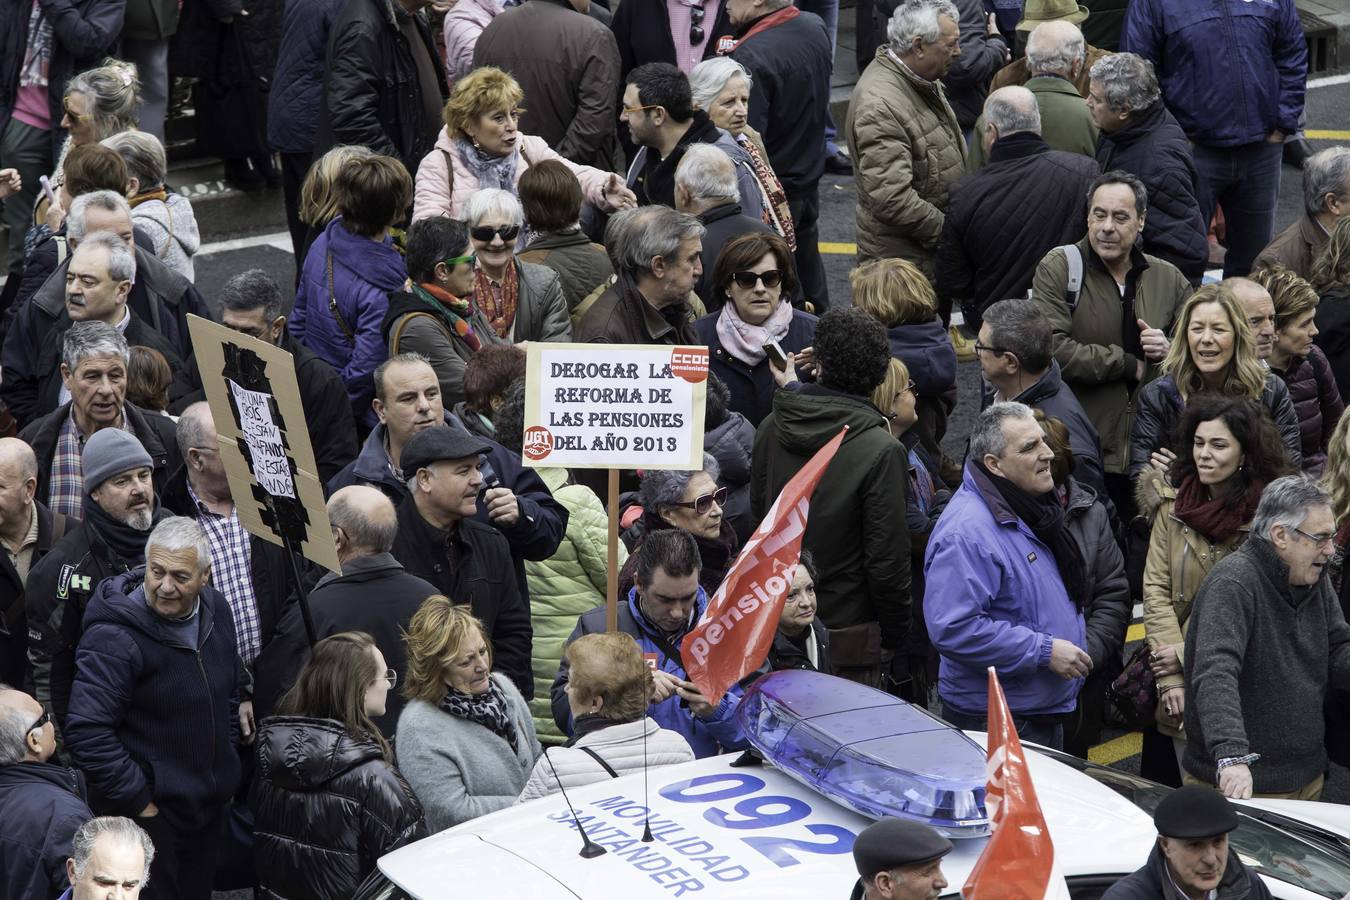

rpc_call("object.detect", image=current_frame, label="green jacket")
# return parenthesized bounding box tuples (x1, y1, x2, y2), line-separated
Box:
(1032, 236, 1191, 474)
(966, 75, 1099, 169)
(525, 467, 627, 744)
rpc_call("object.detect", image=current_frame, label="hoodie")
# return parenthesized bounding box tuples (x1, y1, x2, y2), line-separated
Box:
(131, 193, 202, 281)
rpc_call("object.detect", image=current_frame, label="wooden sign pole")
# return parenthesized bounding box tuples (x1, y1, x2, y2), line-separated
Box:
(606, 468, 620, 633)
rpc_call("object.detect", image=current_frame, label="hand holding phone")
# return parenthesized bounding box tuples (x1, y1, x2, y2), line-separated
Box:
(763, 340, 788, 371)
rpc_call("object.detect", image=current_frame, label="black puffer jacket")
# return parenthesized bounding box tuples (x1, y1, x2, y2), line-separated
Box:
(1094, 100, 1208, 283)
(1315, 285, 1350, 401)
(705, 409, 755, 545)
(1063, 478, 1129, 672)
(1271, 344, 1344, 476)
(252, 717, 426, 900)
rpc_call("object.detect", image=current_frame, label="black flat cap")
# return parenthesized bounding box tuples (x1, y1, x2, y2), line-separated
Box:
(1154, 786, 1240, 839)
(400, 426, 492, 476)
(853, 818, 954, 879)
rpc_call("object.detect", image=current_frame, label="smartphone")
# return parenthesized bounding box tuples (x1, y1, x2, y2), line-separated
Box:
(763, 340, 788, 372)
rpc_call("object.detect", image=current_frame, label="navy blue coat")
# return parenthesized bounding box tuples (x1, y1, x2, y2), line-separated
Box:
(0, 762, 91, 900)
(65, 571, 241, 833)
(267, 0, 346, 154)
(694, 307, 818, 427)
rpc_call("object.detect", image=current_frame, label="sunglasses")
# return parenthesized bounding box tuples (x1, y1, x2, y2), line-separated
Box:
(730, 269, 783, 290)
(690, 2, 706, 44)
(670, 485, 728, 516)
(27, 708, 50, 735)
(441, 253, 475, 268)
(470, 224, 521, 243)
(61, 100, 91, 121)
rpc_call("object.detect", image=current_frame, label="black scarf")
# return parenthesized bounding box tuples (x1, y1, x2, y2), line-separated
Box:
(975, 461, 1088, 609)
(438, 679, 518, 753)
(564, 713, 620, 747)
(84, 498, 163, 564)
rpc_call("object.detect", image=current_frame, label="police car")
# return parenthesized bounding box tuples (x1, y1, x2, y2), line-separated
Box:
(353, 672, 1350, 899)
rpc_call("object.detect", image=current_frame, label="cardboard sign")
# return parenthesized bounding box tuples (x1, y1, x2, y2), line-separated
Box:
(522, 343, 708, 471)
(187, 314, 341, 573)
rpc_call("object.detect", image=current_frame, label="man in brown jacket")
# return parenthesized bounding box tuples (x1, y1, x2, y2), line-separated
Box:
(1256, 147, 1350, 279)
(989, 0, 1111, 97)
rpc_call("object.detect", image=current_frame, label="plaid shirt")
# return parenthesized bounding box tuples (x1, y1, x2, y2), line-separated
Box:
(189, 482, 261, 664)
(47, 410, 135, 519)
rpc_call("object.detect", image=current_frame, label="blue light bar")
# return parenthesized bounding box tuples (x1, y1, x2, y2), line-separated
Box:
(736, 670, 990, 837)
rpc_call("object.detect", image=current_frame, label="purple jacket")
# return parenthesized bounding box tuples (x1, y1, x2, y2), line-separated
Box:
(290, 217, 407, 428)
(923, 462, 1087, 717)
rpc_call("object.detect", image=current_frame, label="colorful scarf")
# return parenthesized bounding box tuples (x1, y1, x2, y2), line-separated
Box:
(715, 5, 799, 54)
(414, 282, 481, 351)
(439, 679, 518, 753)
(1172, 474, 1263, 545)
(715, 292, 793, 366)
(738, 134, 796, 251)
(474, 261, 520, 339)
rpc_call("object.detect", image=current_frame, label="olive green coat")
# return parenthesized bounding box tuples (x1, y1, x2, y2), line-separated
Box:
(966, 75, 1099, 169)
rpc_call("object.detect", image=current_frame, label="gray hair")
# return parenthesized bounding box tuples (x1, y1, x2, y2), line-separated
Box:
(1089, 53, 1161, 114)
(1250, 474, 1332, 541)
(0, 703, 31, 765)
(675, 143, 738, 203)
(73, 230, 136, 283)
(71, 817, 155, 885)
(1025, 21, 1086, 76)
(327, 489, 398, 554)
(175, 402, 214, 460)
(62, 320, 130, 372)
(605, 206, 706, 277)
(969, 401, 1036, 461)
(64, 60, 141, 140)
(689, 57, 753, 112)
(1304, 147, 1350, 217)
(887, 0, 959, 52)
(463, 187, 524, 228)
(639, 453, 721, 510)
(985, 87, 1041, 138)
(220, 268, 283, 323)
(68, 190, 131, 242)
(103, 130, 167, 190)
(981, 298, 1053, 373)
(145, 516, 212, 573)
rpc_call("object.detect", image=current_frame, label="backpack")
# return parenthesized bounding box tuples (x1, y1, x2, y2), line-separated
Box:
(1059, 243, 1084, 313)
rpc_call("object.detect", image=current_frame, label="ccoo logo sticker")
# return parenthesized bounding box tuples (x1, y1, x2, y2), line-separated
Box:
(670, 346, 709, 384)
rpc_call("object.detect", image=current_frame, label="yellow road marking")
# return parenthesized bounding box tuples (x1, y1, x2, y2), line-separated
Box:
(1089, 731, 1143, 766)
(1308, 130, 1350, 140)
(1127, 623, 1144, 644)
(818, 241, 857, 255)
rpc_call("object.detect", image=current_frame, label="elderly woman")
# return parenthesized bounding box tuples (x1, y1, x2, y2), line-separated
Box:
(766, 554, 832, 675)
(103, 131, 200, 279)
(689, 57, 795, 248)
(397, 598, 540, 832)
(694, 233, 817, 427)
(1132, 284, 1302, 479)
(518, 160, 615, 313)
(412, 67, 635, 222)
(517, 633, 693, 800)
(458, 344, 527, 438)
(463, 189, 572, 342)
(619, 453, 738, 599)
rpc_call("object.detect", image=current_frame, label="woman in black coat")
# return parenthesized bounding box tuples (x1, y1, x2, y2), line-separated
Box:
(1313, 216, 1350, 401)
(252, 632, 426, 899)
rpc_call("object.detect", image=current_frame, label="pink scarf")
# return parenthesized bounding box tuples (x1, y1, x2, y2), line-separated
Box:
(715, 297, 793, 367)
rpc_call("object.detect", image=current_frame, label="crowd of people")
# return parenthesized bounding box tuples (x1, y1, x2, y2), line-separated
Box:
(0, 0, 1349, 896)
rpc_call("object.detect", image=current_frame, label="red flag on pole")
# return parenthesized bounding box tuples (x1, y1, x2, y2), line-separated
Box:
(962, 667, 1061, 900)
(680, 426, 847, 704)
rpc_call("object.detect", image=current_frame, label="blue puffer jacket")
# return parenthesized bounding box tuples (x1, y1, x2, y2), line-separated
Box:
(0, 762, 91, 900)
(923, 462, 1087, 717)
(267, 0, 346, 153)
(887, 319, 956, 399)
(550, 589, 748, 759)
(1120, 0, 1307, 147)
(291, 217, 407, 428)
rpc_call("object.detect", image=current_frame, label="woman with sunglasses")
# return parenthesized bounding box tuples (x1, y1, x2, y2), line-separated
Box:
(412, 67, 636, 223)
(252, 631, 427, 899)
(462, 188, 572, 343)
(694, 233, 817, 427)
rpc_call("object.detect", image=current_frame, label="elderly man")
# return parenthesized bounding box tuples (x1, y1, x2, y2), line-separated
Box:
(0, 687, 93, 900)
(924, 402, 1092, 749)
(1104, 786, 1272, 900)
(18, 322, 178, 519)
(1089, 53, 1208, 283)
(1257, 148, 1350, 279)
(219, 269, 357, 482)
(253, 485, 437, 734)
(551, 529, 746, 757)
(59, 817, 156, 900)
(967, 20, 1096, 168)
(391, 426, 534, 697)
(1226, 277, 1278, 362)
(576, 206, 707, 345)
(674, 144, 774, 306)
(990, 1, 1110, 96)
(847, 0, 965, 278)
(66, 517, 240, 900)
(26, 428, 165, 755)
(1184, 475, 1350, 801)
(936, 85, 1098, 325)
(847, 817, 953, 900)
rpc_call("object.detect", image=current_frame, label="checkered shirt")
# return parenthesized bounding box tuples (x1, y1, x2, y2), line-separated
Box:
(47, 411, 135, 518)
(189, 482, 261, 665)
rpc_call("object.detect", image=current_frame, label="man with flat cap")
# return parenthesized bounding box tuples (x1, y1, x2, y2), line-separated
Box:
(848, 817, 953, 900)
(1103, 785, 1271, 900)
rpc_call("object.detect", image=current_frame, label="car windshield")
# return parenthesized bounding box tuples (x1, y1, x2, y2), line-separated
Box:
(1048, 751, 1350, 899)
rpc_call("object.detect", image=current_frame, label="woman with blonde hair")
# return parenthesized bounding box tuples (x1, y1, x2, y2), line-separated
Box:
(295, 145, 374, 266)
(1312, 217, 1350, 399)
(1323, 411, 1350, 609)
(1131, 284, 1301, 478)
(396, 598, 539, 831)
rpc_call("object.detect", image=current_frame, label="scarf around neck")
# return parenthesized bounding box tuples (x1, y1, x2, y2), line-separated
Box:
(1172, 473, 1263, 545)
(439, 678, 518, 753)
(455, 135, 518, 193)
(85, 498, 162, 564)
(975, 460, 1087, 608)
(414, 282, 481, 351)
(715, 296, 793, 367)
(473, 260, 519, 338)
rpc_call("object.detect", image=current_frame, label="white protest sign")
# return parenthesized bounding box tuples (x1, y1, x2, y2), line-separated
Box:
(228, 379, 297, 499)
(522, 343, 708, 470)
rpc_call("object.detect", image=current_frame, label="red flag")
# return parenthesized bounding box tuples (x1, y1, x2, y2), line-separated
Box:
(962, 667, 1059, 900)
(680, 427, 847, 704)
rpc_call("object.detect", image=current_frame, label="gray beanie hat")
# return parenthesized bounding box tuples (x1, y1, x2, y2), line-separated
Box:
(82, 429, 153, 492)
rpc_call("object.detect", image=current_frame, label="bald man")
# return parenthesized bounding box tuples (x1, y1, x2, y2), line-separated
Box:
(0, 438, 74, 688)
(0, 687, 94, 900)
(250, 486, 438, 735)
(1225, 277, 1278, 362)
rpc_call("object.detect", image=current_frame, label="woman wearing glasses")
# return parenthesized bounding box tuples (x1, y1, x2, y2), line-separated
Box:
(252, 631, 427, 899)
(694, 233, 817, 427)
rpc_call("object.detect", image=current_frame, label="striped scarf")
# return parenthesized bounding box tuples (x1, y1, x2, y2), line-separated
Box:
(414, 282, 482, 352)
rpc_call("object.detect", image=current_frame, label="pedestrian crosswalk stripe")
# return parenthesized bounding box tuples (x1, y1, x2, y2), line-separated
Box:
(1089, 731, 1143, 766)
(1308, 130, 1350, 140)
(818, 242, 857, 255)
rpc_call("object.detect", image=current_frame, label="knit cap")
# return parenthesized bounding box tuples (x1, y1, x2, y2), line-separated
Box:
(82, 429, 153, 492)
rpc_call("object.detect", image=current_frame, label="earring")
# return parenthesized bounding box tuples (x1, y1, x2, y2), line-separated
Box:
(472, 137, 481, 150)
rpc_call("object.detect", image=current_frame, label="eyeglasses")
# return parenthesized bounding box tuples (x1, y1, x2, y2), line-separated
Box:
(730, 269, 783, 290)
(61, 100, 90, 122)
(470, 224, 521, 244)
(670, 486, 728, 516)
(623, 103, 661, 116)
(442, 253, 475, 267)
(1292, 527, 1335, 547)
(378, 668, 398, 689)
(973, 342, 1008, 356)
(690, 2, 706, 44)
(903, 380, 917, 396)
(27, 708, 50, 735)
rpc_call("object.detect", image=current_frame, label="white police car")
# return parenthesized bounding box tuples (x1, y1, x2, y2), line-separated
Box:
(353, 672, 1350, 899)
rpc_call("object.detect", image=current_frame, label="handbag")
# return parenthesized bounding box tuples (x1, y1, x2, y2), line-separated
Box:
(1107, 644, 1158, 730)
